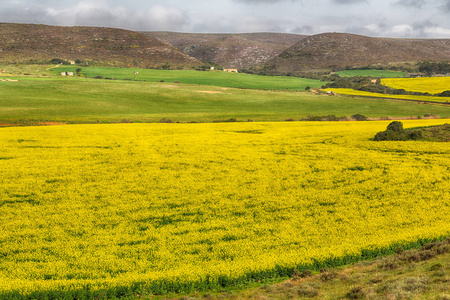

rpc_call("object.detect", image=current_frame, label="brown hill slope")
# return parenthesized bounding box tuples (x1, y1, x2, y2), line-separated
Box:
(0, 23, 201, 68)
(264, 32, 450, 74)
(145, 32, 306, 68)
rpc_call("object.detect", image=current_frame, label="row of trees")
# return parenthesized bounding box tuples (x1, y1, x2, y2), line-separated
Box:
(419, 61, 450, 75)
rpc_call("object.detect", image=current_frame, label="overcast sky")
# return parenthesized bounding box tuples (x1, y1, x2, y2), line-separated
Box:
(1, 0, 450, 38)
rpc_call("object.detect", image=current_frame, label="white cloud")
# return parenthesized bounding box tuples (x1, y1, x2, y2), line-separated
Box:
(391, 24, 414, 35)
(423, 26, 450, 37)
(142, 5, 190, 31)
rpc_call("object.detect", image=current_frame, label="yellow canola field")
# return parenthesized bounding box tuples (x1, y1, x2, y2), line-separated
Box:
(325, 88, 449, 103)
(0, 121, 449, 296)
(381, 77, 450, 94)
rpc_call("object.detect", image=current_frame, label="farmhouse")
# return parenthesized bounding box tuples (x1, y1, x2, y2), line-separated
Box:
(224, 69, 238, 73)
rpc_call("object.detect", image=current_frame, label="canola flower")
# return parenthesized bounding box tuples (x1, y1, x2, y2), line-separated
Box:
(0, 120, 449, 298)
(381, 77, 450, 94)
(323, 88, 449, 103)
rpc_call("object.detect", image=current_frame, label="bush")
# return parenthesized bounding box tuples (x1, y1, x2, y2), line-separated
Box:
(374, 121, 425, 141)
(346, 286, 365, 299)
(386, 121, 404, 133)
(374, 129, 400, 141)
(406, 130, 422, 140)
(351, 114, 368, 121)
(437, 90, 450, 97)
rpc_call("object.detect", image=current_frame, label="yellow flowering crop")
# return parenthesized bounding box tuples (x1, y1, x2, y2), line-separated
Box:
(323, 88, 449, 103)
(381, 77, 450, 94)
(0, 120, 449, 297)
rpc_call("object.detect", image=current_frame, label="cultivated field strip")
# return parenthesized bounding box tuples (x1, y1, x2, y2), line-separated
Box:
(324, 88, 450, 104)
(0, 121, 449, 298)
(381, 77, 450, 95)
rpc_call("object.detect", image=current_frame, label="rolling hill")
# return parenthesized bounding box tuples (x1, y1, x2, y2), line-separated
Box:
(0, 23, 201, 68)
(264, 32, 450, 74)
(145, 32, 306, 68)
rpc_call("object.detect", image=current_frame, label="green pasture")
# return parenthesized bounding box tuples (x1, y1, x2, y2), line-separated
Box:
(51, 66, 325, 91)
(0, 77, 449, 125)
(336, 70, 407, 78)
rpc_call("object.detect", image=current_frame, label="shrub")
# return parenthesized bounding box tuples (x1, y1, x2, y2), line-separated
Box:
(386, 121, 404, 133)
(437, 90, 450, 97)
(351, 114, 368, 121)
(346, 286, 365, 299)
(406, 130, 422, 140)
(374, 130, 398, 141)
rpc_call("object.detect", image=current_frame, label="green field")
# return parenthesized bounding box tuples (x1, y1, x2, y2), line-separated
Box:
(1, 120, 449, 298)
(1, 77, 449, 126)
(336, 70, 407, 78)
(51, 66, 325, 91)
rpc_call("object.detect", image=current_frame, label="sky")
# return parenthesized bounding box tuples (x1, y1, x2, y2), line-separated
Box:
(1, 0, 450, 38)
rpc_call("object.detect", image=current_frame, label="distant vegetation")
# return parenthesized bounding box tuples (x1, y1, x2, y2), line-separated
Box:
(419, 61, 450, 75)
(375, 122, 450, 142)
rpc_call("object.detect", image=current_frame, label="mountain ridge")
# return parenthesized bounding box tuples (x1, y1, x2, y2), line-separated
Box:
(0, 23, 201, 68)
(264, 32, 450, 74)
(145, 31, 306, 68)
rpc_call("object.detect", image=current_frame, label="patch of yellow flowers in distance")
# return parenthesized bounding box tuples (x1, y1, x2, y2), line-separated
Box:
(0, 120, 449, 296)
(381, 77, 450, 94)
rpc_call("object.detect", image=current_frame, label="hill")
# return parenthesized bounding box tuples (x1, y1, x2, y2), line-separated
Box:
(0, 23, 201, 68)
(145, 32, 306, 68)
(264, 32, 450, 74)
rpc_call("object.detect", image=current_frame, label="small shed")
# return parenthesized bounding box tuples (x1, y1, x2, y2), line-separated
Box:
(224, 69, 238, 73)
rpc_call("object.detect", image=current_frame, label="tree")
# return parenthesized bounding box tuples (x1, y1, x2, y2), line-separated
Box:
(351, 114, 368, 121)
(386, 121, 404, 133)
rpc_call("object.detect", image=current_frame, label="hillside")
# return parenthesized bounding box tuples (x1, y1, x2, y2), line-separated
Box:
(145, 32, 306, 68)
(264, 32, 450, 74)
(0, 23, 201, 68)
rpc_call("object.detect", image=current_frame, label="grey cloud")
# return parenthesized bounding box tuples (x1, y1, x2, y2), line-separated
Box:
(443, 0, 450, 11)
(349, 20, 450, 38)
(332, 0, 367, 4)
(233, 0, 300, 3)
(291, 25, 314, 34)
(394, 0, 428, 8)
(0, 2, 48, 24)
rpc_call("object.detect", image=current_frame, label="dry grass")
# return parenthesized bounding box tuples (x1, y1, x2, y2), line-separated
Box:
(150, 238, 450, 300)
